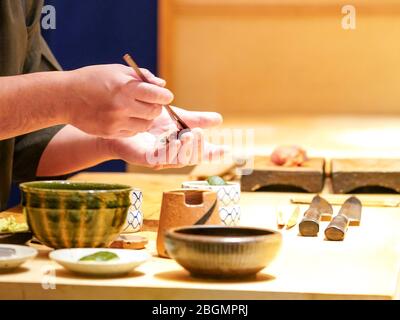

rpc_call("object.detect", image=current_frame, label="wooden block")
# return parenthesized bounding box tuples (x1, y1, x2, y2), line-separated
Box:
(331, 159, 400, 194)
(109, 235, 148, 250)
(241, 156, 325, 193)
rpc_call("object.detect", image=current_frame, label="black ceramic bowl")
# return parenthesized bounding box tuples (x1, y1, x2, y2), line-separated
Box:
(165, 226, 282, 279)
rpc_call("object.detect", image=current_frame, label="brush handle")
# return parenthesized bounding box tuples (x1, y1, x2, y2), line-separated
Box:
(299, 207, 321, 237)
(325, 214, 349, 241)
(325, 197, 361, 241)
(123, 54, 190, 131)
(123, 54, 148, 82)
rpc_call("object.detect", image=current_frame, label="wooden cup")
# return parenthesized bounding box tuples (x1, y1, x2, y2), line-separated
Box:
(157, 189, 221, 258)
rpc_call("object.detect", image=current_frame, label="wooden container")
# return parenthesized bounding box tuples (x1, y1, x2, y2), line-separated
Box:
(157, 189, 221, 258)
(181, 181, 241, 226)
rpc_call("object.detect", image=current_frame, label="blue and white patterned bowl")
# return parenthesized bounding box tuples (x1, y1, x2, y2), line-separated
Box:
(181, 181, 241, 226)
(123, 190, 143, 233)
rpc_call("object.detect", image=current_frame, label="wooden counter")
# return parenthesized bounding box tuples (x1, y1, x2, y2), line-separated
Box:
(1, 173, 400, 300)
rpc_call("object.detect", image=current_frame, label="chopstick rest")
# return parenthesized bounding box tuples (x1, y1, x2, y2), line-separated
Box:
(109, 235, 148, 250)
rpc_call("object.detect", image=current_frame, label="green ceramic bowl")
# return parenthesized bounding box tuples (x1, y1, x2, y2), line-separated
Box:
(20, 181, 133, 249)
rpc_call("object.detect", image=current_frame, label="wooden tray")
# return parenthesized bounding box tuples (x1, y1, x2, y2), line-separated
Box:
(331, 159, 400, 194)
(241, 156, 325, 193)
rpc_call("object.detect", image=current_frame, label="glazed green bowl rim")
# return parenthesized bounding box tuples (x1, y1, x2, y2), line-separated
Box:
(165, 226, 282, 244)
(19, 181, 134, 194)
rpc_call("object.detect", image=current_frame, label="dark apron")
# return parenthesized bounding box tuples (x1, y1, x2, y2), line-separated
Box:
(0, 0, 63, 210)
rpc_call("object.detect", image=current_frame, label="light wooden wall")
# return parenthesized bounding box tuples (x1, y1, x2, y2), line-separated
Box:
(158, 0, 400, 117)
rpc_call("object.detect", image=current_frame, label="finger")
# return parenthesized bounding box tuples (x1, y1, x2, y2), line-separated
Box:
(177, 132, 194, 166)
(168, 139, 182, 165)
(120, 118, 153, 133)
(153, 163, 188, 170)
(139, 68, 155, 79)
(140, 68, 166, 87)
(153, 139, 182, 169)
(126, 101, 163, 120)
(98, 131, 134, 139)
(116, 130, 137, 138)
(148, 123, 177, 136)
(121, 64, 167, 87)
(190, 128, 205, 165)
(170, 107, 223, 129)
(202, 142, 227, 163)
(129, 81, 174, 105)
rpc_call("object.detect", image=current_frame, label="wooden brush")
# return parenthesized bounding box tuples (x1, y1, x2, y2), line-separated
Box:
(123, 54, 190, 132)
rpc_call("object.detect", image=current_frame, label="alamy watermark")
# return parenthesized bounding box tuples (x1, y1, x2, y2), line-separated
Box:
(342, 5, 356, 30)
(40, 4, 357, 32)
(41, 5, 56, 30)
(145, 128, 256, 175)
(41, 265, 56, 290)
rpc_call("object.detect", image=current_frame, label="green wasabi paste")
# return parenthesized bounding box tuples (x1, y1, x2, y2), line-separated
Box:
(79, 251, 119, 262)
(207, 176, 227, 186)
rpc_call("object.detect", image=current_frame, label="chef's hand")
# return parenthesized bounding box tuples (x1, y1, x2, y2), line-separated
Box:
(65, 64, 174, 138)
(104, 107, 226, 169)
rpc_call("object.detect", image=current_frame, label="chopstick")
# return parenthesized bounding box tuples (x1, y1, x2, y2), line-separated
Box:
(123, 54, 190, 131)
(286, 206, 301, 229)
(276, 209, 285, 229)
(291, 195, 400, 207)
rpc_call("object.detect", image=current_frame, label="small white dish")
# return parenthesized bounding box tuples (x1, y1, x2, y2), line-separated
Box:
(49, 248, 151, 277)
(0, 244, 38, 271)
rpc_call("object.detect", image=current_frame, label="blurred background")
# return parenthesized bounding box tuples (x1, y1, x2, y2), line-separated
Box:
(158, 0, 400, 116)
(8, 0, 400, 205)
(43, 0, 158, 173)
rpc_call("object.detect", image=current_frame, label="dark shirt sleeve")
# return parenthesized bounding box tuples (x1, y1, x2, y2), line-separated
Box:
(12, 36, 66, 184)
(12, 125, 66, 184)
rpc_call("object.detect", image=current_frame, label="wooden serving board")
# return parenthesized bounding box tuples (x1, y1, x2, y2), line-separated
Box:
(331, 159, 400, 194)
(241, 156, 325, 193)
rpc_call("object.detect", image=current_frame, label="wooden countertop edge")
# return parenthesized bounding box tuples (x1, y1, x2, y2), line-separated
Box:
(0, 283, 392, 300)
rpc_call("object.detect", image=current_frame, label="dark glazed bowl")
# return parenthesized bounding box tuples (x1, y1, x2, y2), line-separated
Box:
(165, 226, 282, 279)
(20, 181, 132, 249)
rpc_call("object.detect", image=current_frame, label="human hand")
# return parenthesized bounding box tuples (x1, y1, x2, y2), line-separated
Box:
(65, 64, 174, 138)
(105, 107, 226, 169)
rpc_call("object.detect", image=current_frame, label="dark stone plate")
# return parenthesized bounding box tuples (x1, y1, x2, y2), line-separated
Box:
(0, 232, 33, 245)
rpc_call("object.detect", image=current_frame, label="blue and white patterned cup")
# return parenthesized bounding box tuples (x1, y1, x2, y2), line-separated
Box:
(181, 181, 241, 226)
(123, 189, 143, 233)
